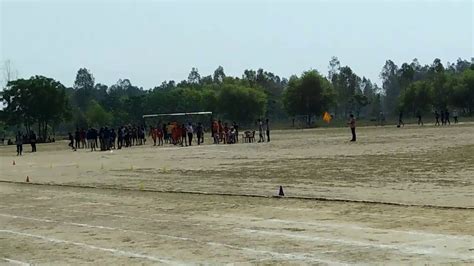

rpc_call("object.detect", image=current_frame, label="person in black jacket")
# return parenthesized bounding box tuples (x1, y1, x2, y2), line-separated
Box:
(30, 131, 37, 152)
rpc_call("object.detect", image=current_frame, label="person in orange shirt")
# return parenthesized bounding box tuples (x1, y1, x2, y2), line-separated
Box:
(218, 120, 224, 143)
(171, 122, 180, 145)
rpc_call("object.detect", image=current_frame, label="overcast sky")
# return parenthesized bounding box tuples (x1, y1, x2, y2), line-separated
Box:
(1, 0, 473, 89)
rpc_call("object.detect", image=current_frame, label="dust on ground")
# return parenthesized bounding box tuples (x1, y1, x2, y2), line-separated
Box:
(1, 123, 473, 264)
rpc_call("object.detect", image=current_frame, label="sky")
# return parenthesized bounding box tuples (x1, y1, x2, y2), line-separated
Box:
(1, 0, 473, 89)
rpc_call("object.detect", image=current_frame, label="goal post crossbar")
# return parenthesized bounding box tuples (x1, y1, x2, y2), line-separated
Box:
(142, 111, 212, 118)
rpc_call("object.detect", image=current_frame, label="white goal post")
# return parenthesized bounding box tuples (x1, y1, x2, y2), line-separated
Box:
(142, 111, 213, 118)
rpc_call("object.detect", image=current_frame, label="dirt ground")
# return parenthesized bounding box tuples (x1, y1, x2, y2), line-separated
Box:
(1, 123, 473, 264)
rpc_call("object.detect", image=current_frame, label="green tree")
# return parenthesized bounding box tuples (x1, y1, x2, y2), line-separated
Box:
(450, 69, 474, 114)
(85, 100, 112, 127)
(217, 84, 267, 124)
(283, 70, 335, 125)
(213, 66, 226, 83)
(400, 80, 433, 115)
(1, 76, 70, 140)
(72, 68, 95, 110)
(188, 67, 201, 85)
(380, 60, 400, 115)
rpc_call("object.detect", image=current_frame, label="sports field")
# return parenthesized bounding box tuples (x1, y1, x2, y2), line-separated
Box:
(1, 124, 473, 264)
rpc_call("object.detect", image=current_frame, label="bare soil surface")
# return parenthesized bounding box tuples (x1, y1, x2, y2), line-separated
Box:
(1, 123, 473, 264)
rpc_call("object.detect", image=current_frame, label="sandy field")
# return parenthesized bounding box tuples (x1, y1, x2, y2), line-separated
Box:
(0, 123, 473, 264)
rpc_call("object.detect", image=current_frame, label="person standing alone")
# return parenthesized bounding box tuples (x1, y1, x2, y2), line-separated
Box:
(453, 110, 459, 124)
(258, 119, 264, 143)
(398, 111, 405, 127)
(416, 110, 423, 126)
(30, 131, 37, 152)
(15, 131, 23, 156)
(347, 114, 356, 142)
(265, 118, 271, 142)
(186, 122, 194, 146)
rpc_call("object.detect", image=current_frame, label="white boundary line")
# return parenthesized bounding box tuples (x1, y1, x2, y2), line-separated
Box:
(2, 204, 471, 241)
(219, 214, 473, 241)
(0, 229, 173, 264)
(239, 228, 474, 260)
(0, 213, 343, 264)
(1, 258, 30, 266)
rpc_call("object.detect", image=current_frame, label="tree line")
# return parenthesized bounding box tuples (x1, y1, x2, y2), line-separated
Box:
(1, 57, 473, 140)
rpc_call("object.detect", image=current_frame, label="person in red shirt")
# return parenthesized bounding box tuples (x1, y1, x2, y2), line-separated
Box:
(157, 124, 164, 146)
(212, 120, 219, 144)
(171, 122, 180, 145)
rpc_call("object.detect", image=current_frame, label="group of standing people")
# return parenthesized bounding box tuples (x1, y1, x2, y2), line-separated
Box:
(65, 118, 268, 152)
(150, 122, 204, 147)
(69, 125, 147, 152)
(211, 120, 240, 144)
(14, 131, 37, 156)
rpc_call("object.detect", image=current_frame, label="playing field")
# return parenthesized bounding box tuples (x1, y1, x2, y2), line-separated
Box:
(1, 124, 473, 264)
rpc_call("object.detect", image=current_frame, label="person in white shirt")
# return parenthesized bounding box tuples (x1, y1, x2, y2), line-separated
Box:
(258, 119, 264, 143)
(186, 123, 194, 146)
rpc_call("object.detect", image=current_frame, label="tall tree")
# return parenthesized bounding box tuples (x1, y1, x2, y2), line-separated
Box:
(380, 60, 400, 114)
(328, 56, 341, 81)
(73, 68, 95, 110)
(1, 76, 70, 140)
(85, 100, 112, 127)
(1, 60, 19, 89)
(283, 70, 335, 125)
(213, 66, 226, 83)
(188, 67, 201, 85)
(217, 84, 267, 124)
(332, 65, 361, 116)
(398, 63, 415, 92)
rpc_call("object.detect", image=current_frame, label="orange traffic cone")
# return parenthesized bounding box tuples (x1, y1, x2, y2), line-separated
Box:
(13, 160, 16, 165)
(26, 176, 30, 183)
(278, 186, 285, 197)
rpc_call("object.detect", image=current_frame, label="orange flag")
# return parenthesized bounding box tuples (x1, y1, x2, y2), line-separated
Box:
(323, 112, 332, 123)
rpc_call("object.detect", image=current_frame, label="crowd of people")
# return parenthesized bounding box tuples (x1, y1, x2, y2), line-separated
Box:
(69, 126, 147, 152)
(65, 119, 270, 152)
